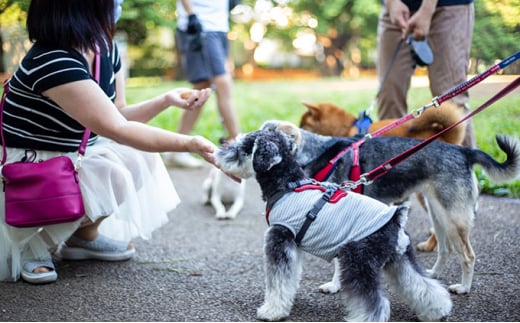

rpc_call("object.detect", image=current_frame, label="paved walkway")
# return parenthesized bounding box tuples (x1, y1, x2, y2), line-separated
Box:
(1, 165, 519, 321)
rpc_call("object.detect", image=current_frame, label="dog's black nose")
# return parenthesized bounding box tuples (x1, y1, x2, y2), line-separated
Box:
(219, 137, 230, 147)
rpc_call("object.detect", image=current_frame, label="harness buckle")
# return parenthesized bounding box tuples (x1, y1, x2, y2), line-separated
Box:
(288, 178, 317, 190)
(306, 210, 318, 221)
(322, 188, 335, 202)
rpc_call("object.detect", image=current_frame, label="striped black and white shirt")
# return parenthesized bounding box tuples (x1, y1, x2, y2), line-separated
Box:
(268, 189, 397, 262)
(3, 42, 121, 152)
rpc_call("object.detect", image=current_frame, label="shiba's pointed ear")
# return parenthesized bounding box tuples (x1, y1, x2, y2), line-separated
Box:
(252, 136, 282, 173)
(301, 101, 319, 115)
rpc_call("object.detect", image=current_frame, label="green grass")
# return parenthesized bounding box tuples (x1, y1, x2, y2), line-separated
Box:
(128, 76, 520, 198)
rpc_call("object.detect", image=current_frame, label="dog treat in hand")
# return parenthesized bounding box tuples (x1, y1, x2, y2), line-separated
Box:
(181, 91, 199, 100)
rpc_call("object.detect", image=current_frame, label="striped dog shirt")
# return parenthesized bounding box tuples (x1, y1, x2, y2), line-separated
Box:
(268, 188, 397, 262)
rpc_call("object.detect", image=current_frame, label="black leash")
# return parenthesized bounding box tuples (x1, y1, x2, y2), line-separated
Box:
(363, 38, 404, 119)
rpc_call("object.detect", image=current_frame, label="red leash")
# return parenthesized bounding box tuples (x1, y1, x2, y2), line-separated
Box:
(365, 51, 520, 140)
(343, 76, 520, 190)
(313, 51, 520, 187)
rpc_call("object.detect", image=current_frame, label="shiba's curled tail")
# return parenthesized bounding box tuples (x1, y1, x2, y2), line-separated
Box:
(472, 135, 520, 183)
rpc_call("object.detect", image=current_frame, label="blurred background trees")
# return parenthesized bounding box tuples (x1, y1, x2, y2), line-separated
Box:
(1, 0, 518, 78)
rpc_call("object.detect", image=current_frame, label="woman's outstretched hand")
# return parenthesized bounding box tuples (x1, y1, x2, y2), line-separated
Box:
(166, 88, 212, 111)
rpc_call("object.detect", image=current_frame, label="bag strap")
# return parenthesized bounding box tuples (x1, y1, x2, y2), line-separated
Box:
(0, 81, 9, 165)
(79, 50, 100, 155)
(0, 51, 101, 165)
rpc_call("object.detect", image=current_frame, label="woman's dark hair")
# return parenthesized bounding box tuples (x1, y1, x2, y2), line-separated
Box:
(27, 0, 115, 53)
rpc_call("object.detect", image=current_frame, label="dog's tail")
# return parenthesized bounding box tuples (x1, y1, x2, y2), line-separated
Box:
(471, 135, 520, 183)
(406, 102, 466, 145)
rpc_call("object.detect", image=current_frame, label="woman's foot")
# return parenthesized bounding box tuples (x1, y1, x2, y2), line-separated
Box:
(21, 260, 57, 284)
(58, 235, 135, 261)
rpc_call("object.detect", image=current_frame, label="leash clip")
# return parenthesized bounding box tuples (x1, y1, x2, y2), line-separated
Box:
(429, 98, 440, 108)
(413, 100, 438, 119)
(412, 107, 424, 118)
(340, 174, 371, 191)
(358, 173, 372, 186)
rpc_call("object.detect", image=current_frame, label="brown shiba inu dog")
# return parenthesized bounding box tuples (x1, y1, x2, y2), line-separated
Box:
(300, 100, 466, 145)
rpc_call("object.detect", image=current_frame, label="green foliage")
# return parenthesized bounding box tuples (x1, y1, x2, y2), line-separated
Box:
(1, 0, 518, 76)
(472, 0, 520, 64)
(116, 0, 177, 44)
(0, 0, 28, 25)
(128, 42, 175, 77)
(125, 77, 520, 198)
(481, 0, 520, 28)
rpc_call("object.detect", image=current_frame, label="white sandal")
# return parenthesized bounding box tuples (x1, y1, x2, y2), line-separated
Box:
(21, 260, 57, 284)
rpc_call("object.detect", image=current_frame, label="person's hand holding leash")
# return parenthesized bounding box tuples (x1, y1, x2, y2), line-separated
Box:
(405, 0, 437, 40)
(386, 0, 438, 40)
(385, 0, 410, 37)
(187, 14, 202, 34)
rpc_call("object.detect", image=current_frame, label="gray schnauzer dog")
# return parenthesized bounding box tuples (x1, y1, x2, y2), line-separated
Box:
(261, 120, 520, 296)
(216, 129, 453, 322)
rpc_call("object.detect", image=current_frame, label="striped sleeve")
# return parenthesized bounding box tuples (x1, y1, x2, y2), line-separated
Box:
(22, 49, 92, 94)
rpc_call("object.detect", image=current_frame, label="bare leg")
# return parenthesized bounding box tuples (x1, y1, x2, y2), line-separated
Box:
(69, 217, 133, 250)
(176, 80, 211, 135)
(211, 73, 240, 139)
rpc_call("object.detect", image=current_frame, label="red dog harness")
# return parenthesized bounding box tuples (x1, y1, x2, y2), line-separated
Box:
(312, 141, 363, 194)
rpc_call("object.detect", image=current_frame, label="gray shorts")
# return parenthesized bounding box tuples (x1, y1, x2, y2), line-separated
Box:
(175, 30, 229, 84)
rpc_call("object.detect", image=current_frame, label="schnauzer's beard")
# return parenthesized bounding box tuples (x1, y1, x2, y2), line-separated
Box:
(216, 149, 255, 180)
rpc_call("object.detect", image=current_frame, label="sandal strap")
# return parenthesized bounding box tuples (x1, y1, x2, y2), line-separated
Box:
(23, 259, 55, 272)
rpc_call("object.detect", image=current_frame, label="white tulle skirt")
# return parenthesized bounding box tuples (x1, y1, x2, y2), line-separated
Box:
(0, 138, 180, 282)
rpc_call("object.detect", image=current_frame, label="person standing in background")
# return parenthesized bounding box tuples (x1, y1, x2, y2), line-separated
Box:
(377, 0, 476, 147)
(165, 0, 241, 168)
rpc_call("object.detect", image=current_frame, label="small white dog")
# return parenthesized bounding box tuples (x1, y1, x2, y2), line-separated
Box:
(202, 167, 246, 220)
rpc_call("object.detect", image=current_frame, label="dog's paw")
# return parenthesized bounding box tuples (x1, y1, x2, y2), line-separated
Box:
(416, 240, 436, 252)
(216, 212, 233, 220)
(448, 283, 470, 294)
(416, 233, 437, 252)
(257, 303, 289, 321)
(318, 281, 341, 294)
(224, 211, 238, 219)
(415, 280, 453, 321)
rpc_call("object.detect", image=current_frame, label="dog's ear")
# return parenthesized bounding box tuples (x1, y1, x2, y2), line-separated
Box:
(260, 120, 283, 132)
(273, 124, 302, 155)
(252, 136, 282, 173)
(301, 101, 319, 115)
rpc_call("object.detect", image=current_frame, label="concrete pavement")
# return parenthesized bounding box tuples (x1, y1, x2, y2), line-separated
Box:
(1, 165, 519, 321)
